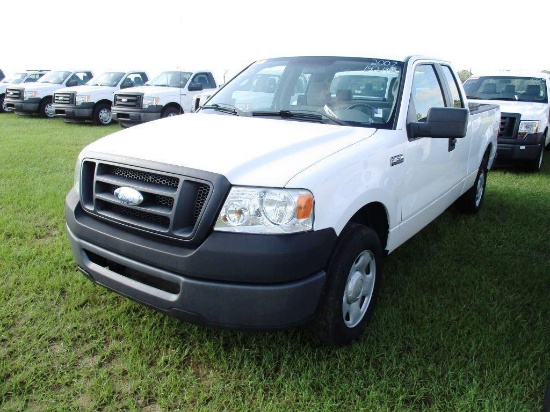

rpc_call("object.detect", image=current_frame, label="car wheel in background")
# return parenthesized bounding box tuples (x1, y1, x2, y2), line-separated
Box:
(39, 98, 55, 118)
(93, 103, 113, 126)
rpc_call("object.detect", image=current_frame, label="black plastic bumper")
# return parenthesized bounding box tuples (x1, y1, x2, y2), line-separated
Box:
(497, 132, 545, 161)
(53, 103, 93, 120)
(112, 106, 162, 125)
(5, 99, 39, 114)
(65, 188, 336, 329)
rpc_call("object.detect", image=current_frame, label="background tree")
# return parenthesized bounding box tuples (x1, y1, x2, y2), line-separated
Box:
(458, 69, 472, 83)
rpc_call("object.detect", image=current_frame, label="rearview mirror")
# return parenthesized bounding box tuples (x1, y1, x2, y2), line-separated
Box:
(408, 107, 469, 139)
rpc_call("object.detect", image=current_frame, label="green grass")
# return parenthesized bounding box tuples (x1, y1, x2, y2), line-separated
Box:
(1, 114, 549, 411)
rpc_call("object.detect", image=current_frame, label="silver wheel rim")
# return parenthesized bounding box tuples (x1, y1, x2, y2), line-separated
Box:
(99, 108, 112, 124)
(45, 103, 55, 118)
(342, 250, 376, 328)
(475, 170, 485, 207)
(167, 112, 177, 117)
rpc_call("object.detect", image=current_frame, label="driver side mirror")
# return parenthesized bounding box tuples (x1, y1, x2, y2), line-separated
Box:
(408, 107, 468, 139)
(188, 83, 204, 92)
(66, 79, 79, 87)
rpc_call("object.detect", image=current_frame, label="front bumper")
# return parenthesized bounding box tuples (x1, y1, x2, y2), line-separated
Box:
(4, 98, 40, 114)
(53, 102, 93, 120)
(65, 188, 336, 329)
(497, 132, 545, 161)
(111, 106, 162, 125)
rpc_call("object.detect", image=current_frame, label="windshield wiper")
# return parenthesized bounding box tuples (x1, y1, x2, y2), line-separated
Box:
(201, 103, 246, 116)
(251, 110, 345, 125)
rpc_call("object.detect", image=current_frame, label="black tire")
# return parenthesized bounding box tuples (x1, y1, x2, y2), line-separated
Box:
(543, 379, 550, 412)
(0, 94, 5, 113)
(161, 106, 181, 118)
(527, 144, 544, 172)
(92, 102, 112, 126)
(311, 223, 382, 346)
(38, 97, 54, 118)
(455, 153, 489, 214)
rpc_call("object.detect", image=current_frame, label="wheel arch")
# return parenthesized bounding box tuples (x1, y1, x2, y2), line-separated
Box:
(347, 202, 389, 251)
(162, 103, 183, 115)
(95, 99, 112, 108)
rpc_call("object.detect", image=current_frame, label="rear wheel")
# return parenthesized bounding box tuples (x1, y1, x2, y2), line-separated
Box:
(92, 103, 112, 125)
(311, 223, 382, 346)
(39, 97, 55, 118)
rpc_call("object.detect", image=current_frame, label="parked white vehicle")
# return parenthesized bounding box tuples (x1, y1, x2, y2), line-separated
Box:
(0, 70, 49, 112)
(4, 70, 93, 118)
(463, 70, 550, 171)
(111, 70, 218, 127)
(52, 71, 149, 125)
(66, 55, 500, 346)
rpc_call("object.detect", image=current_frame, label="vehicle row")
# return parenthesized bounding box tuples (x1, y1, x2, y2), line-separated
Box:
(0, 68, 218, 126)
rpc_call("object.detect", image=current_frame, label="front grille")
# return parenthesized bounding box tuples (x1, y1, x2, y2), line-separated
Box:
(54, 92, 75, 105)
(81, 160, 212, 239)
(498, 113, 519, 139)
(114, 93, 141, 108)
(6, 88, 22, 101)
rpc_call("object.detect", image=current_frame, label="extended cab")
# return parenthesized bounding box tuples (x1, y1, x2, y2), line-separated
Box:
(4, 70, 93, 118)
(52, 71, 149, 125)
(0, 70, 49, 112)
(111, 70, 217, 127)
(66, 55, 500, 345)
(463, 71, 550, 171)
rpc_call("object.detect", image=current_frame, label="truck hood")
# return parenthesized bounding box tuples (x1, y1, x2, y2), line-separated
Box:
(82, 113, 377, 187)
(117, 85, 179, 95)
(57, 85, 116, 94)
(472, 99, 548, 120)
(14, 82, 60, 92)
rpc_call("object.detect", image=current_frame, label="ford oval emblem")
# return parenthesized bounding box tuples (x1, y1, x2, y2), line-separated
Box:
(114, 187, 143, 205)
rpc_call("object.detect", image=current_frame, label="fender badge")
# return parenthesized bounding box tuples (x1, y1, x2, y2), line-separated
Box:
(114, 187, 144, 205)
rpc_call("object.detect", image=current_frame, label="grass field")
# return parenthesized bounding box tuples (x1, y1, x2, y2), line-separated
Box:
(1, 114, 549, 411)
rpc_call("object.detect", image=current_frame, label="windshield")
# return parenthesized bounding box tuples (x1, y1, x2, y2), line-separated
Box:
(203, 56, 403, 128)
(1, 72, 27, 84)
(88, 72, 125, 87)
(38, 71, 71, 85)
(464, 75, 548, 103)
(147, 71, 191, 88)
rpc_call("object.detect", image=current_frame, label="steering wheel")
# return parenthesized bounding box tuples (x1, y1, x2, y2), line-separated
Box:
(346, 103, 376, 114)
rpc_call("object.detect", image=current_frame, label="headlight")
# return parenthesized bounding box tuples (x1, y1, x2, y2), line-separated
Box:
(215, 187, 314, 234)
(518, 121, 540, 138)
(142, 96, 160, 108)
(24, 91, 37, 100)
(75, 95, 91, 105)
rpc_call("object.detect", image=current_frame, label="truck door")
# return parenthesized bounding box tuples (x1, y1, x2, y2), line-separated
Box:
(400, 63, 465, 225)
(183, 73, 215, 112)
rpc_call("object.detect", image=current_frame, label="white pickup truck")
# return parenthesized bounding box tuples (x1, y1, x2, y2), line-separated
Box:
(4, 70, 93, 118)
(0, 69, 49, 112)
(463, 70, 550, 171)
(52, 71, 149, 125)
(65, 55, 500, 345)
(111, 70, 217, 127)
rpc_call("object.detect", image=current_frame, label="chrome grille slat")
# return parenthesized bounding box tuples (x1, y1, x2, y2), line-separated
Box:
(54, 92, 75, 105)
(6, 88, 22, 100)
(114, 93, 141, 108)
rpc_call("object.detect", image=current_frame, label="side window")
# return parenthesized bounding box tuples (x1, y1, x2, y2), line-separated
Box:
(411, 64, 445, 122)
(441, 66, 464, 108)
(192, 74, 212, 89)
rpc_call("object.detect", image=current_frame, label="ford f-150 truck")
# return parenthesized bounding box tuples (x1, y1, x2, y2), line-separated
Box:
(0, 69, 49, 112)
(111, 70, 217, 127)
(4, 70, 93, 118)
(65, 55, 500, 346)
(52, 71, 149, 125)
(463, 70, 550, 171)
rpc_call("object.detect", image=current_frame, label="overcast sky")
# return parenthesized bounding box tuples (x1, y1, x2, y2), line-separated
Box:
(3, 0, 550, 82)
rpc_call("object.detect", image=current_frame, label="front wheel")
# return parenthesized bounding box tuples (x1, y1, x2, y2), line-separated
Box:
(0, 94, 5, 113)
(311, 223, 382, 346)
(92, 103, 112, 125)
(455, 155, 488, 214)
(527, 144, 544, 172)
(161, 107, 181, 118)
(38, 97, 55, 118)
